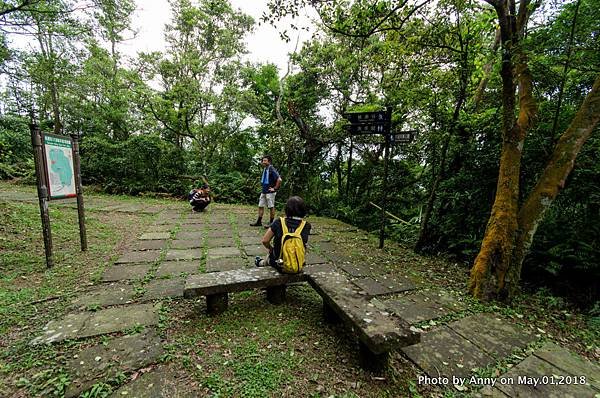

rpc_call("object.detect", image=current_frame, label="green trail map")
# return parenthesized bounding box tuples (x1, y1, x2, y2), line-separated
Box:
(44, 134, 76, 199)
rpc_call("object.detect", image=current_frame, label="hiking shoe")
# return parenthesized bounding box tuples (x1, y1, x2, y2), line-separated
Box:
(255, 256, 267, 267)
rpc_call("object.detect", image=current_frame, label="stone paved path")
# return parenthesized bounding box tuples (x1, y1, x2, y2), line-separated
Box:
(15, 195, 599, 397)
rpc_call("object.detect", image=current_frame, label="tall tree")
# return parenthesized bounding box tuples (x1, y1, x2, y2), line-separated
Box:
(90, 0, 135, 139)
(469, 0, 600, 300)
(139, 0, 252, 166)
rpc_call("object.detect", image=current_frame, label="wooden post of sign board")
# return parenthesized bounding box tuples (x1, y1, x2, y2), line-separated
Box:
(379, 106, 393, 249)
(346, 135, 353, 201)
(30, 123, 54, 268)
(70, 134, 87, 251)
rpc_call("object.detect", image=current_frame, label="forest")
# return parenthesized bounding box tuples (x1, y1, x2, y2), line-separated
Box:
(1, 0, 599, 311)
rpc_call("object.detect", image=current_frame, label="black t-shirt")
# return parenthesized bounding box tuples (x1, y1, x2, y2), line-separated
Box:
(269, 217, 311, 260)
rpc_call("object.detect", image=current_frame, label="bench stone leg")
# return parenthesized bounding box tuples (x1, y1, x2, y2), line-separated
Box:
(206, 293, 228, 314)
(266, 285, 286, 304)
(323, 301, 341, 324)
(359, 341, 389, 372)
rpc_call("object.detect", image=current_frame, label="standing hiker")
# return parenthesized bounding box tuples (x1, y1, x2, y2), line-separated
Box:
(250, 155, 282, 228)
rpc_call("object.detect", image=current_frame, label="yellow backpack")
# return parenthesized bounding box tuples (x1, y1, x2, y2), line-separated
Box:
(279, 217, 306, 274)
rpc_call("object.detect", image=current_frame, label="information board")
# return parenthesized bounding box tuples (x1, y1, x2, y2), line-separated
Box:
(43, 133, 76, 199)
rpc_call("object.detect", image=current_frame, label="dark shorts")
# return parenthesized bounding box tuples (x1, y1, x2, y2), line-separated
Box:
(191, 200, 210, 211)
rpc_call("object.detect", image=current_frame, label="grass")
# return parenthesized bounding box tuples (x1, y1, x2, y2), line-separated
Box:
(0, 183, 153, 396)
(1, 181, 598, 397)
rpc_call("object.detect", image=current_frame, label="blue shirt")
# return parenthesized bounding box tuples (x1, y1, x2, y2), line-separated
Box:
(261, 165, 280, 194)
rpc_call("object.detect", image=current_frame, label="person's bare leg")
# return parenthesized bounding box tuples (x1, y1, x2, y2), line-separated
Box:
(269, 207, 275, 220)
(251, 206, 265, 226)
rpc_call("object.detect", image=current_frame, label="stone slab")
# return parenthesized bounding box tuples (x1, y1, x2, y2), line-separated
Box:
(170, 239, 203, 249)
(115, 250, 161, 264)
(207, 221, 231, 226)
(207, 246, 241, 258)
(205, 257, 251, 273)
(326, 252, 354, 265)
(307, 268, 419, 354)
(155, 212, 181, 221)
(139, 232, 171, 240)
(533, 342, 600, 390)
(401, 326, 495, 379)
(165, 248, 203, 261)
(65, 330, 164, 397)
(238, 229, 264, 238)
(141, 278, 184, 301)
(384, 289, 467, 324)
(102, 264, 152, 282)
(303, 263, 334, 276)
(239, 235, 261, 245)
(131, 239, 168, 251)
(181, 218, 206, 225)
(181, 223, 205, 232)
(153, 219, 177, 225)
(207, 229, 233, 238)
(110, 367, 194, 398)
(207, 237, 237, 248)
(145, 225, 174, 233)
(305, 252, 329, 265)
(494, 355, 597, 398)
(449, 313, 537, 360)
(70, 283, 135, 309)
(32, 303, 161, 344)
(175, 231, 205, 240)
(184, 268, 308, 297)
(242, 244, 265, 257)
(339, 263, 375, 277)
(310, 241, 337, 252)
(421, 289, 467, 311)
(352, 275, 415, 296)
(155, 260, 200, 277)
(384, 295, 451, 325)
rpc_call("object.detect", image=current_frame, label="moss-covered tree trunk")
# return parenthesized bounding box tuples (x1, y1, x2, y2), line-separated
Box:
(512, 75, 600, 280)
(470, 1, 599, 301)
(469, 0, 537, 300)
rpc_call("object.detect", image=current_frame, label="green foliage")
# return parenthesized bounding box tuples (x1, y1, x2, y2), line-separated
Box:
(80, 382, 112, 398)
(80, 134, 187, 195)
(208, 171, 255, 204)
(0, 115, 34, 179)
(16, 368, 70, 397)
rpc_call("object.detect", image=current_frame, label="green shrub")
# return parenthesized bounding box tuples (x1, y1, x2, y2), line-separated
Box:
(0, 115, 34, 179)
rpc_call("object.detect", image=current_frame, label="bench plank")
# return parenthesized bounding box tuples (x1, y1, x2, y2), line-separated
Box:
(184, 267, 308, 298)
(307, 268, 420, 355)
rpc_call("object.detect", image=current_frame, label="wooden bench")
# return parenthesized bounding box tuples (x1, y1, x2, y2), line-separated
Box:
(184, 267, 308, 314)
(184, 265, 420, 371)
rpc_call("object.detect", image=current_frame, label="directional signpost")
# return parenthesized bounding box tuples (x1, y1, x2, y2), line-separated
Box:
(390, 131, 416, 144)
(343, 108, 392, 249)
(343, 108, 416, 249)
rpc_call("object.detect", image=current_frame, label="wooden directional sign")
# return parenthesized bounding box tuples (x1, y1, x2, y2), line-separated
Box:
(390, 131, 416, 144)
(346, 123, 388, 135)
(343, 110, 389, 125)
(343, 109, 391, 135)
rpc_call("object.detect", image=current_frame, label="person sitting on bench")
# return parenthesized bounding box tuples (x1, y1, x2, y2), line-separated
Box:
(189, 183, 211, 212)
(255, 196, 311, 270)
